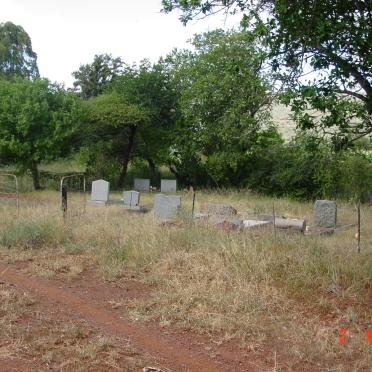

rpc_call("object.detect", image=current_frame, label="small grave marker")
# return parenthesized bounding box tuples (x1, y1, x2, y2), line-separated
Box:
(204, 203, 237, 216)
(123, 190, 140, 206)
(160, 179, 177, 193)
(88, 179, 110, 205)
(154, 194, 181, 219)
(134, 178, 150, 192)
(313, 200, 337, 228)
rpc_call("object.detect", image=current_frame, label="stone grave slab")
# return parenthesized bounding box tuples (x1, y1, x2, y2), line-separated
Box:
(154, 194, 181, 219)
(243, 220, 272, 228)
(204, 203, 237, 216)
(160, 179, 177, 193)
(134, 178, 150, 192)
(313, 200, 337, 228)
(88, 179, 109, 205)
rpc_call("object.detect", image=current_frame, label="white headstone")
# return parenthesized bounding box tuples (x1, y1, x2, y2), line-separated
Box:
(154, 194, 181, 219)
(160, 179, 177, 193)
(123, 190, 140, 206)
(134, 178, 150, 191)
(91, 179, 109, 202)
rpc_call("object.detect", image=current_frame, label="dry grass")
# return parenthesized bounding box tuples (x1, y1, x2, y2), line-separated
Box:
(0, 189, 371, 370)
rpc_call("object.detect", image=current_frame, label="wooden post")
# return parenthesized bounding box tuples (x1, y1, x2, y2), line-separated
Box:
(192, 191, 196, 218)
(357, 201, 361, 254)
(273, 203, 277, 242)
(62, 184, 67, 220)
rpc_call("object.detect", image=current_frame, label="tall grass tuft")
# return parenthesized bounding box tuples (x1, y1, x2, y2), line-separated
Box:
(0, 219, 65, 249)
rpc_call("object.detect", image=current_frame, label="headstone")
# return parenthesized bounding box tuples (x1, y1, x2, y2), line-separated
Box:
(154, 194, 181, 219)
(204, 203, 237, 216)
(134, 178, 150, 192)
(313, 200, 337, 228)
(160, 179, 177, 193)
(123, 190, 140, 206)
(89, 179, 109, 205)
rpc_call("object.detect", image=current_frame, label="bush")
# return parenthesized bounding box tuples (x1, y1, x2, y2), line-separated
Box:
(247, 133, 372, 201)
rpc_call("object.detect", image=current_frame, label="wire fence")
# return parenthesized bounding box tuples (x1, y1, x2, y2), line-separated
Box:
(60, 174, 86, 220)
(0, 173, 19, 217)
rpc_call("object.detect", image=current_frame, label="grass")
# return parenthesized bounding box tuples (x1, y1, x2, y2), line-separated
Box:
(0, 189, 371, 370)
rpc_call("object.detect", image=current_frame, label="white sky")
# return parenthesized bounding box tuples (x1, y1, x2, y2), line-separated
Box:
(2, 0, 240, 87)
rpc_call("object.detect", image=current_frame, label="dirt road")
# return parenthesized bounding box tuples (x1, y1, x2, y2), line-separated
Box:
(0, 263, 261, 371)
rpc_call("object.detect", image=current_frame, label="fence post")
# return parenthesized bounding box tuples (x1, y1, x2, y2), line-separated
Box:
(273, 203, 277, 242)
(357, 201, 361, 254)
(192, 191, 196, 218)
(62, 184, 67, 220)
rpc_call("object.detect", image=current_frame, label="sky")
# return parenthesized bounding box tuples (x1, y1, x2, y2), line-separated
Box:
(2, 0, 240, 87)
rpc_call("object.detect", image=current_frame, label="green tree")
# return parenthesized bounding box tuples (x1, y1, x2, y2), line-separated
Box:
(0, 21, 39, 78)
(0, 78, 82, 189)
(162, 0, 372, 144)
(72, 54, 124, 99)
(111, 60, 178, 184)
(165, 30, 282, 186)
(84, 92, 149, 187)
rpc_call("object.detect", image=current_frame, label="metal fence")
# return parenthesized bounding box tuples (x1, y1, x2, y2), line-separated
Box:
(0, 173, 19, 217)
(60, 174, 86, 219)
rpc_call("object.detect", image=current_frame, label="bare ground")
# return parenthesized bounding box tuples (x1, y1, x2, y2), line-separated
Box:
(0, 261, 278, 371)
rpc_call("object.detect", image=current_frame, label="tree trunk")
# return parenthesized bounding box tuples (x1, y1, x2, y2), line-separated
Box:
(31, 160, 41, 190)
(118, 126, 136, 188)
(147, 158, 160, 187)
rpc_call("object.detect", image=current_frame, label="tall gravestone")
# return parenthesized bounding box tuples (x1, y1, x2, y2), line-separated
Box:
(123, 190, 140, 206)
(313, 200, 337, 228)
(154, 194, 181, 219)
(89, 179, 110, 205)
(160, 179, 177, 193)
(134, 178, 150, 192)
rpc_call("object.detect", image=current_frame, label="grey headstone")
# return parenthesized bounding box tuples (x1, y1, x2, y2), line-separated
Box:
(313, 200, 337, 228)
(204, 203, 237, 216)
(154, 194, 181, 219)
(160, 179, 177, 193)
(134, 178, 150, 192)
(123, 190, 140, 206)
(91, 179, 109, 202)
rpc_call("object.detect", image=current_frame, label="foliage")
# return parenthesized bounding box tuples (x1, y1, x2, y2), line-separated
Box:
(248, 132, 372, 200)
(162, 0, 372, 144)
(0, 78, 83, 189)
(0, 21, 39, 79)
(72, 54, 124, 99)
(83, 91, 148, 187)
(83, 60, 178, 187)
(165, 30, 282, 187)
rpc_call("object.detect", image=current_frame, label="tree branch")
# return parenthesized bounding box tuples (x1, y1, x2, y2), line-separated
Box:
(315, 45, 372, 99)
(334, 89, 367, 103)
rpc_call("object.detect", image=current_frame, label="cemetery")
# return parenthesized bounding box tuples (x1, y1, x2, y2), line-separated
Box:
(0, 174, 371, 370)
(0, 1, 371, 370)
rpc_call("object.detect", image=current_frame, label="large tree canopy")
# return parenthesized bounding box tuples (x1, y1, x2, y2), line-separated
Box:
(165, 30, 282, 186)
(72, 54, 124, 99)
(162, 0, 372, 144)
(0, 21, 39, 78)
(0, 78, 82, 189)
(83, 60, 177, 187)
